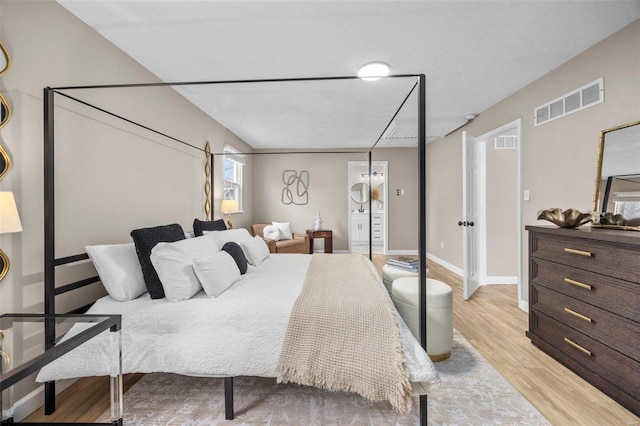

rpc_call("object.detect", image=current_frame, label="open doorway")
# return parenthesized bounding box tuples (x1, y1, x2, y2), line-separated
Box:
(348, 161, 388, 254)
(462, 119, 523, 309)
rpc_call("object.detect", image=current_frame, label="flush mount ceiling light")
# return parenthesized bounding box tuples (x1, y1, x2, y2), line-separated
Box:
(357, 61, 390, 81)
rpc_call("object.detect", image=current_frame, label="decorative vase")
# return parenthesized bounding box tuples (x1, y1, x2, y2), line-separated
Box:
(537, 208, 595, 228)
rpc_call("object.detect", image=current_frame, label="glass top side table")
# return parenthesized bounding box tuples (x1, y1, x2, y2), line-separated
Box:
(0, 314, 122, 425)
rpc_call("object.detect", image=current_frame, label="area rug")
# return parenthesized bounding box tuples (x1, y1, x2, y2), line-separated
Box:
(99, 330, 549, 425)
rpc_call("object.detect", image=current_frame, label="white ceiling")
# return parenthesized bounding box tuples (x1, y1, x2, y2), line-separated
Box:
(57, 1, 640, 150)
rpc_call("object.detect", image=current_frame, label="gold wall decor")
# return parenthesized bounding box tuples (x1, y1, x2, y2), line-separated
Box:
(204, 141, 211, 220)
(0, 41, 16, 282)
(0, 93, 10, 180)
(0, 41, 10, 78)
(0, 45, 11, 180)
(0, 91, 10, 130)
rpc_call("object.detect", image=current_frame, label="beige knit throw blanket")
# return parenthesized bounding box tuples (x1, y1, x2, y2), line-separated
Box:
(276, 254, 412, 413)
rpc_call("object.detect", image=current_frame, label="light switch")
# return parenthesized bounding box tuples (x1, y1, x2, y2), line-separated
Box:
(523, 189, 530, 202)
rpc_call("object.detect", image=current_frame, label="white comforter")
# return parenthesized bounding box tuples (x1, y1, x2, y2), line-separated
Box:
(37, 254, 440, 393)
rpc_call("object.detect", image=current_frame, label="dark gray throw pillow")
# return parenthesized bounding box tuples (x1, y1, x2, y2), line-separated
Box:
(193, 218, 227, 237)
(222, 241, 248, 274)
(130, 223, 185, 299)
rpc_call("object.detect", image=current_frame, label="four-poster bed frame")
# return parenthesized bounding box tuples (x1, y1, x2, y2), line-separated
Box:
(42, 74, 428, 423)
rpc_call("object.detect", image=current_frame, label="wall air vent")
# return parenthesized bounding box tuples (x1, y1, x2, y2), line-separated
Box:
(494, 135, 518, 149)
(534, 77, 604, 127)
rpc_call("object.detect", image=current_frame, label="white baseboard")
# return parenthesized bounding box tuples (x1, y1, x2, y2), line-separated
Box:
(11, 378, 76, 422)
(518, 300, 529, 313)
(481, 276, 518, 285)
(426, 253, 463, 277)
(427, 253, 529, 313)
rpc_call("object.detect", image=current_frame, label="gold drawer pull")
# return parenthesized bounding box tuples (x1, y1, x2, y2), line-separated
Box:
(563, 248, 593, 257)
(564, 308, 593, 323)
(564, 278, 593, 290)
(564, 338, 592, 356)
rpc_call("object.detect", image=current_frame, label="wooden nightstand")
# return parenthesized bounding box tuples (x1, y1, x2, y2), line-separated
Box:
(306, 229, 333, 254)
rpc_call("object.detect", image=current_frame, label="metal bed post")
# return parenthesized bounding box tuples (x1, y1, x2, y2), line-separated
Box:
(368, 150, 373, 260)
(216, 151, 236, 421)
(602, 176, 613, 211)
(417, 74, 428, 426)
(43, 87, 57, 414)
(224, 377, 234, 420)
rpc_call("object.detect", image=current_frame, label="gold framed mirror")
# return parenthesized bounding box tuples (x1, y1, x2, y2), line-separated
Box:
(0, 41, 10, 78)
(592, 120, 640, 231)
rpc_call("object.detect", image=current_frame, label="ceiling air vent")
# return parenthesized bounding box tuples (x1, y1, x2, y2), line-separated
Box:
(534, 77, 604, 127)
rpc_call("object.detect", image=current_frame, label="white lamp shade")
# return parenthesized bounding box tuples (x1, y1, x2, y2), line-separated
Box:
(0, 191, 23, 234)
(221, 199, 239, 214)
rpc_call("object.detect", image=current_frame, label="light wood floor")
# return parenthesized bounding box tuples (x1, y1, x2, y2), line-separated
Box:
(25, 258, 639, 425)
(424, 259, 639, 426)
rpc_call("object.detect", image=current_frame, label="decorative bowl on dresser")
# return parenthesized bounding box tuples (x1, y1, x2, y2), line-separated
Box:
(526, 225, 640, 416)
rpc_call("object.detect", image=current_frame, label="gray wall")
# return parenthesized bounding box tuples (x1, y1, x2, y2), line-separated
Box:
(486, 144, 518, 277)
(251, 147, 419, 252)
(0, 0, 254, 314)
(426, 19, 640, 304)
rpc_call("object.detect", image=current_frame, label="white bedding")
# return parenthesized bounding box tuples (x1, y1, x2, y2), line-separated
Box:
(37, 254, 440, 393)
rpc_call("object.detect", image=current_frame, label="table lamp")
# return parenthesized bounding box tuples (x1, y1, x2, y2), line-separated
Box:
(221, 199, 238, 229)
(0, 191, 23, 282)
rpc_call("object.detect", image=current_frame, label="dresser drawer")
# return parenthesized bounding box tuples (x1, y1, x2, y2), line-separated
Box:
(531, 284, 640, 361)
(530, 232, 640, 283)
(531, 258, 640, 322)
(530, 310, 640, 398)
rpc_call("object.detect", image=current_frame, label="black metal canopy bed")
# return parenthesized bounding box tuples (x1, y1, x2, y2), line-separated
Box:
(38, 74, 435, 424)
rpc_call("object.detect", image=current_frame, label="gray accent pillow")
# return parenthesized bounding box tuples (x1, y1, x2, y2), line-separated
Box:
(222, 241, 248, 274)
(193, 218, 227, 237)
(130, 223, 185, 299)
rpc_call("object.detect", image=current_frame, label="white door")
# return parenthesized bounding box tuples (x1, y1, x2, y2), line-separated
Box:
(462, 131, 483, 300)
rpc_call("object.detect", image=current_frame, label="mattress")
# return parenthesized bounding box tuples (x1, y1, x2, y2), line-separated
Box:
(37, 254, 440, 393)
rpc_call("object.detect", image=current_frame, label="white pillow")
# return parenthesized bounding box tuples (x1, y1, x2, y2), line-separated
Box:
(192, 252, 241, 298)
(85, 243, 147, 302)
(204, 228, 253, 246)
(240, 235, 271, 266)
(150, 234, 220, 302)
(272, 222, 293, 240)
(262, 225, 282, 241)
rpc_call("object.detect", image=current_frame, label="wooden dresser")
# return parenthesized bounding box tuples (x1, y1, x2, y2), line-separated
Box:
(526, 226, 640, 416)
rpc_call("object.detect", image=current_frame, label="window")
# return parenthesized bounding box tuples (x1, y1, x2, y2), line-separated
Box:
(223, 145, 245, 210)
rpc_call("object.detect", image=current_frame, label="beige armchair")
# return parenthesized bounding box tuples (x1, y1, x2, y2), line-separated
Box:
(250, 224, 310, 254)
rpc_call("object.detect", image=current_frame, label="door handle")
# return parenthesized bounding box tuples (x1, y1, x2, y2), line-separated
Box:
(458, 221, 466, 226)
(468, 221, 474, 227)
